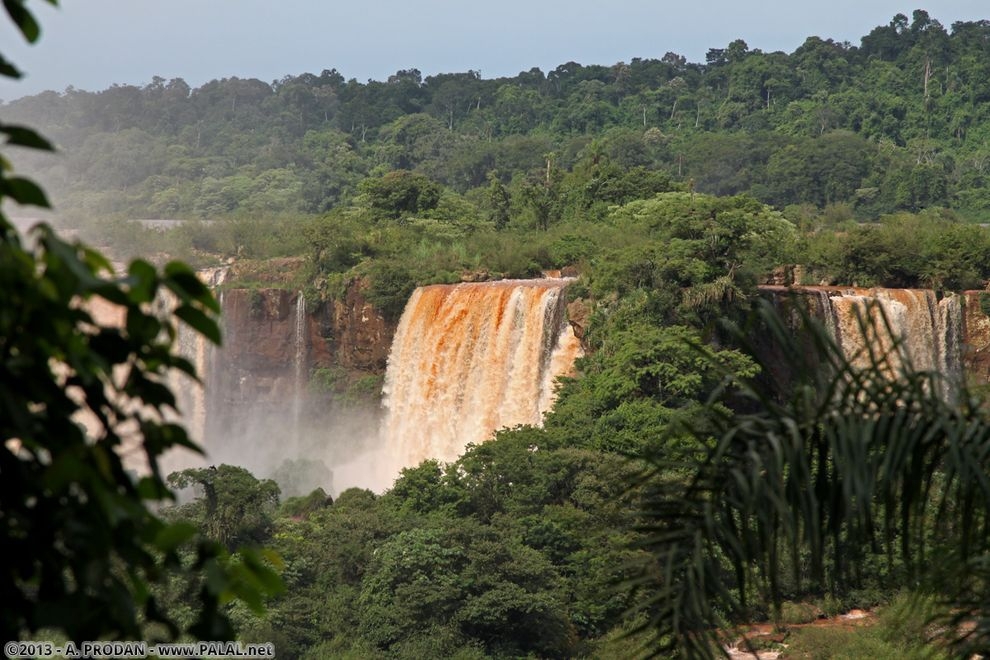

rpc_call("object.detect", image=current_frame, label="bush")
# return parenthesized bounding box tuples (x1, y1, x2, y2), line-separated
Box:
(781, 601, 822, 625)
(361, 170, 443, 220)
(365, 261, 417, 322)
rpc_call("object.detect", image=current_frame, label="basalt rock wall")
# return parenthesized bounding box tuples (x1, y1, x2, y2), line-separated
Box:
(321, 279, 394, 375)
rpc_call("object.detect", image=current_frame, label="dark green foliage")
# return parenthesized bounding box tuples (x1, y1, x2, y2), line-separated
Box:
(13, 12, 990, 226)
(365, 261, 417, 322)
(279, 488, 333, 518)
(485, 170, 511, 230)
(361, 169, 443, 221)
(802, 211, 990, 289)
(167, 466, 280, 551)
(765, 131, 873, 207)
(236, 431, 654, 659)
(590, 192, 796, 324)
(547, 322, 757, 455)
(0, 4, 282, 640)
(519, 157, 564, 231)
(581, 163, 674, 208)
(305, 212, 373, 274)
(636, 299, 990, 658)
(357, 521, 576, 657)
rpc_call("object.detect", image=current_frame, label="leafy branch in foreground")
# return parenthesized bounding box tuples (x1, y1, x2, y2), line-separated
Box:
(633, 297, 990, 658)
(0, 0, 282, 642)
(0, 214, 284, 641)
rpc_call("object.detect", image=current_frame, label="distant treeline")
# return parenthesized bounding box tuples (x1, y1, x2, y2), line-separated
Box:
(5, 9, 990, 222)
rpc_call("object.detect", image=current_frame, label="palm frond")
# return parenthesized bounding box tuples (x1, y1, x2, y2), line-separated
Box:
(635, 296, 990, 657)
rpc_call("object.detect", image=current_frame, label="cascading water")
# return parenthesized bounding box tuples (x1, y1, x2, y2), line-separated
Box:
(168, 266, 228, 444)
(380, 278, 583, 472)
(825, 289, 959, 378)
(292, 291, 307, 453)
(172, 317, 210, 441)
(762, 286, 964, 399)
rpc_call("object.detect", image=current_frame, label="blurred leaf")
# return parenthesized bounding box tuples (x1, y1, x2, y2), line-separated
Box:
(0, 124, 53, 150)
(3, 0, 40, 43)
(154, 522, 198, 554)
(173, 304, 221, 345)
(1, 176, 50, 207)
(164, 261, 219, 312)
(126, 259, 158, 303)
(0, 54, 21, 78)
(125, 308, 161, 344)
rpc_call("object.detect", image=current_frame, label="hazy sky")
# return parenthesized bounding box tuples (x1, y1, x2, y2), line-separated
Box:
(1, 1, 987, 100)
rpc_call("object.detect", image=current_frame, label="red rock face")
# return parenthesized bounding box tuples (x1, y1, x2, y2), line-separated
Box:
(566, 298, 591, 345)
(962, 291, 990, 386)
(215, 281, 395, 394)
(219, 288, 298, 381)
(205, 289, 301, 444)
(321, 278, 394, 374)
(203, 281, 396, 449)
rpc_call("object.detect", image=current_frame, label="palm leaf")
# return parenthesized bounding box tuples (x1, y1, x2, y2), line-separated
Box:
(635, 295, 990, 657)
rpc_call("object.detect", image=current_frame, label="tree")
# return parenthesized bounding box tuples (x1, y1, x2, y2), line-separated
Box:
(765, 131, 873, 207)
(637, 300, 990, 657)
(545, 322, 758, 456)
(598, 192, 797, 324)
(167, 466, 281, 551)
(0, 1, 279, 643)
(519, 153, 563, 231)
(485, 170, 511, 230)
(357, 520, 577, 658)
(360, 169, 443, 220)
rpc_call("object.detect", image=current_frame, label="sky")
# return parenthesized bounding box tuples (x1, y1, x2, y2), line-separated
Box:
(0, 1, 987, 100)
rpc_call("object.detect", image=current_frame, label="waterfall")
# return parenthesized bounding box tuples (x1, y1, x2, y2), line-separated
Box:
(292, 291, 307, 451)
(172, 317, 211, 442)
(937, 293, 964, 389)
(172, 267, 228, 444)
(381, 278, 583, 471)
(824, 289, 961, 378)
(761, 286, 964, 399)
(161, 269, 228, 473)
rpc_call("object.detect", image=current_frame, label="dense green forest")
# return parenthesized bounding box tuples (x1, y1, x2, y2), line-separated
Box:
(6, 9, 990, 225)
(10, 8, 990, 659)
(9, 10, 990, 296)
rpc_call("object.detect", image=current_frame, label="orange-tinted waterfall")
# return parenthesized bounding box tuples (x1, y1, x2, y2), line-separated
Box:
(381, 279, 583, 470)
(762, 286, 964, 395)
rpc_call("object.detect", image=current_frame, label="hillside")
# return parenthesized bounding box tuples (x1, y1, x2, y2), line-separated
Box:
(4, 9, 990, 227)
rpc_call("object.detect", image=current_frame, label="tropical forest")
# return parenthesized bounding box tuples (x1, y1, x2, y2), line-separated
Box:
(6, 7, 990, 659)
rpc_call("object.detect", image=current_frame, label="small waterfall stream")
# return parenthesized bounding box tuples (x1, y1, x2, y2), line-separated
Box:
(292, 292, 307, 454)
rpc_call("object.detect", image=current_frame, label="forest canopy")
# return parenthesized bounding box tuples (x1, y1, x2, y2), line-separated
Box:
(6, 10, 990, 228)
